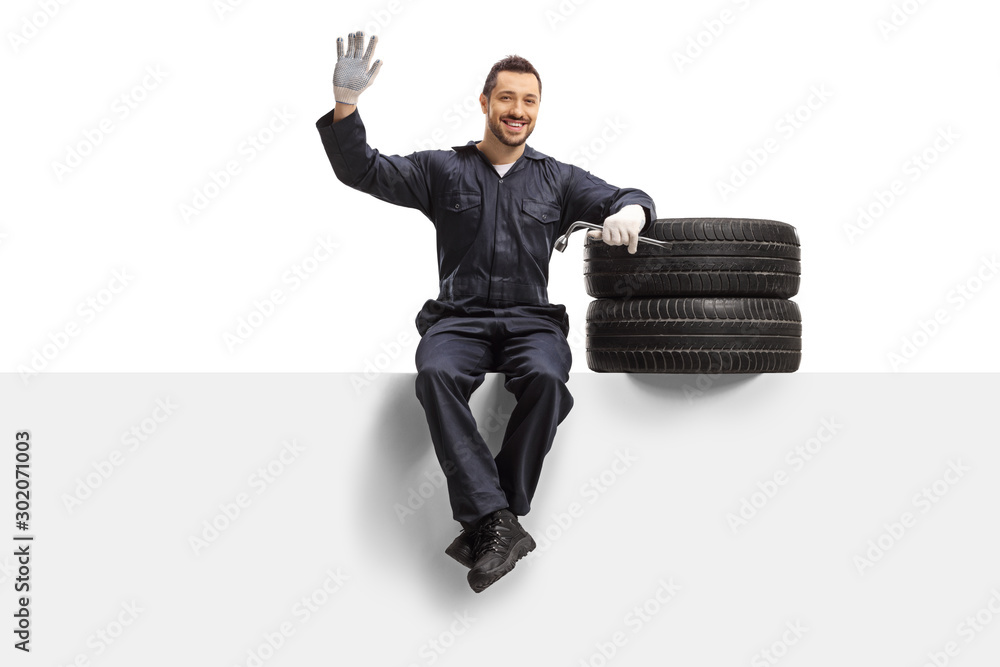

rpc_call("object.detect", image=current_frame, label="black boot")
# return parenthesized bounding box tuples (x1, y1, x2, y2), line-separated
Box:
(467, 509, 535, 593)
(445, 522, 477, 568)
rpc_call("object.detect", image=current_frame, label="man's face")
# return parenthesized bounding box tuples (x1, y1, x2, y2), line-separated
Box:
(481, 71, 540, 148)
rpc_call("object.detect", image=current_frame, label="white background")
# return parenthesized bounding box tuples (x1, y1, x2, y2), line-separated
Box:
(3, 2, 1000, 664)
(2, 0, 998, 374)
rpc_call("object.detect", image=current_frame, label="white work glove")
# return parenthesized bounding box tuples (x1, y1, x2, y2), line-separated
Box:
(333, 31, 383, 105)
(587, 204, 646, 254)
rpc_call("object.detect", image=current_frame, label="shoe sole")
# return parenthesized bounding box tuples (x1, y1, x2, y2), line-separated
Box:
(468, 534, 536, 593)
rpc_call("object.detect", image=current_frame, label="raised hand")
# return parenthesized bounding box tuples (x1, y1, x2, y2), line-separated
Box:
(333, 31, 383, 106)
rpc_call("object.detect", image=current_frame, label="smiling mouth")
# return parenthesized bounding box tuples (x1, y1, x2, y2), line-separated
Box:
(502, 118, 527, 130)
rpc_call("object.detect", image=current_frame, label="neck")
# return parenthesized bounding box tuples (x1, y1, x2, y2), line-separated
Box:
(476, 131, 525, 165)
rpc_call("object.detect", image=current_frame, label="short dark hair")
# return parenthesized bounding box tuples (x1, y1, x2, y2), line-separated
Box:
(482, 55, 542, 100)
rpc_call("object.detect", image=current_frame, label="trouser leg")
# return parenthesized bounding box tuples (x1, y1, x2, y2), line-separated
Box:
(494, 315, 574, 517)
(414, 318, 508, 525)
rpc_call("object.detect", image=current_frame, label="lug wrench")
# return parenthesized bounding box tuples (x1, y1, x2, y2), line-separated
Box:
(553, 221, 673, 252)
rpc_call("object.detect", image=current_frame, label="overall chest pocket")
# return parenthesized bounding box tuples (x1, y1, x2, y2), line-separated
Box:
(436, 191, 483, 251)
(521, 199, 561, 261)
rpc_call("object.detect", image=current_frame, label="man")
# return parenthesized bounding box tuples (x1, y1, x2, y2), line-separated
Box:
(316, 31, 656, 592)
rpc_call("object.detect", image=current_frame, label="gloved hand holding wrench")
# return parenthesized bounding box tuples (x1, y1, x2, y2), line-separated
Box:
(555, 205, 672, 253)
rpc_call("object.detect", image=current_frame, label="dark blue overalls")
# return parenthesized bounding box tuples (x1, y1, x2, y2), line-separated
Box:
(316, 107, 655, 524)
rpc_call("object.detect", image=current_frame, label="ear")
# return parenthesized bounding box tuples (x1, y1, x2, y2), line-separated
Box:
(479, 93, 488, 114)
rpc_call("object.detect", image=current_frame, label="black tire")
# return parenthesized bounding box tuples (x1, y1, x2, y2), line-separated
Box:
(584, 218, 800, 299)
(586, 297, 801, 373)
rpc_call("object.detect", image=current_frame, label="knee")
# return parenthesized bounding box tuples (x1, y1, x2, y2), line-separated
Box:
(522, 365, 569, 395)
(516, 368, 573, 420)
(415, 360, 461, 398)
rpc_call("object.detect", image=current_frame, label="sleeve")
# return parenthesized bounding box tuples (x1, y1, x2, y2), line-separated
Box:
(561, 164, 657, 235)
(315, 107, 433, 218)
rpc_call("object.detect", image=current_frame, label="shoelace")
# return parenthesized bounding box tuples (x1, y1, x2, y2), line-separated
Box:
(472, 518, 511, 557)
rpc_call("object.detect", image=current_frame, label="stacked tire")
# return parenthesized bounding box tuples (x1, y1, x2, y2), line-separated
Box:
(584, 218, 802, 373)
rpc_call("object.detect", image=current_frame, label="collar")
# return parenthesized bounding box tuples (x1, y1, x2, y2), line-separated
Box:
(451, 141, 549, 161)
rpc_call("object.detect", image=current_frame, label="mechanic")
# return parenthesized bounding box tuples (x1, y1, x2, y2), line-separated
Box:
(316, 31, 657, 593)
